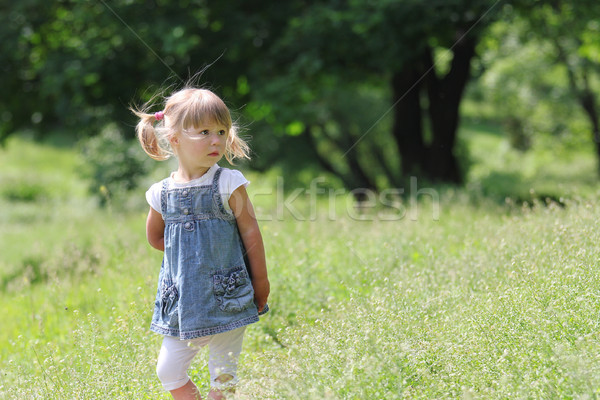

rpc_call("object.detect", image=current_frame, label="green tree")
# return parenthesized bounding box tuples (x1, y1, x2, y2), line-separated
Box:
(1, 0, 504, 189)
(0, 1, 236, 141)
(10, 0, 598, 190)
(475, 16, 580, 151)
(245, 0, 504, 187)
(518, 1, 600, 171)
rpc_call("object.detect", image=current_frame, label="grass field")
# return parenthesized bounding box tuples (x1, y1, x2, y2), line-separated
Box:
(1, 127, 600, 399)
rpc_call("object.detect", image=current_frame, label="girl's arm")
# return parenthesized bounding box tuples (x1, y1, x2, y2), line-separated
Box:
(146, 207, 165, 251)
(229, 185, 270, 313)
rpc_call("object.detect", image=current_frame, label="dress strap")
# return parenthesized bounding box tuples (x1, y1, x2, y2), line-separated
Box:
(211, 167, 225, 211)
(211, 167, 233, 219)
(212, 166, 223, 190)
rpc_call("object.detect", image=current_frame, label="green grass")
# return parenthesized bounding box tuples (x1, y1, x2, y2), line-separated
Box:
(1, 129, 600, 398)
(461, 121, 600, 202)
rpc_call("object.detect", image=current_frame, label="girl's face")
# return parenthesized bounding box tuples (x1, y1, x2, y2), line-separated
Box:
(171, 121, 228, 171)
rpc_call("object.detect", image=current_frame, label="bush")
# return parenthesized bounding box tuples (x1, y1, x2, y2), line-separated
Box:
(0, 180, 47, 202)
(80, 124, 151, 206)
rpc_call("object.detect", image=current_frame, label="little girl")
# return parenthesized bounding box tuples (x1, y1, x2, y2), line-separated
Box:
(132, 87, 270, 400)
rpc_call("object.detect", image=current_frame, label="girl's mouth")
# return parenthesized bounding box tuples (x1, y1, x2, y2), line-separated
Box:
(208, 152, 220, 157)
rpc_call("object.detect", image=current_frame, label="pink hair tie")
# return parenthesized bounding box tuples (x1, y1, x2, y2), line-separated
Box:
(154, 111, 164, 121)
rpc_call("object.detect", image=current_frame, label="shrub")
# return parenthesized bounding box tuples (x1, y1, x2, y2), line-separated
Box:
(80, 124, 151, 206)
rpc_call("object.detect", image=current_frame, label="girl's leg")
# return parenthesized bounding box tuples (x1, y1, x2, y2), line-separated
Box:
(170, 379, 202, 400)
(207, 375, 234, 400)
(206, 327, 246, 399)
(156, 335, 210, 399)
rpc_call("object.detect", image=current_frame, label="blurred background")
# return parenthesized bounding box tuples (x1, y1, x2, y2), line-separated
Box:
(2, 0, 599, 206)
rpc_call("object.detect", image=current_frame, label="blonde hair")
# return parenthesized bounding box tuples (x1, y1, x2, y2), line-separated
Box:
(131, 88, 250, 163)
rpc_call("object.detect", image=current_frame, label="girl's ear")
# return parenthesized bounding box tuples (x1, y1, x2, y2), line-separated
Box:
(169, 132, 179, 146)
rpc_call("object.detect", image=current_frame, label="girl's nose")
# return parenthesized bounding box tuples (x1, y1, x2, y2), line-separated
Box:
(210, 134, 222, 145)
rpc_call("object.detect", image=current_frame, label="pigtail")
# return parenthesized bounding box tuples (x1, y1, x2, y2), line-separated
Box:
(225, 125, 251, 164)
(130, 107, 173, 161)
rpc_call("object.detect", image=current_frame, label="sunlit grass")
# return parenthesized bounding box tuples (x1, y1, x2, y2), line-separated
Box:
(461, 122, 599, 201)
(2, 130, 600, 398)
(239, 201, 600, 399)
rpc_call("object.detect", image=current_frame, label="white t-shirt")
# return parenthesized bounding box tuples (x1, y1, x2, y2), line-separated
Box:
(145, 164, 249, 217)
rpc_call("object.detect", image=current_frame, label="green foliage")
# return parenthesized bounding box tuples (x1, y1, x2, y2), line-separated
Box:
(248, 0, 505, 185)
(1, 0, 503, 186)
(0, 181, 46, 202)
(462, 121, 598, 204)
(2, 0, 600, 188)
(79, 123, 152, 205)
(0, 1, 228, 140)
(476, 19, 582, 146)
(483, 0, 600, 154)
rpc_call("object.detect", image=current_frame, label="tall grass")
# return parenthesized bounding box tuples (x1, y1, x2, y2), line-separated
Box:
(240, 201, 600, 398)
(2, 132, 600, 398)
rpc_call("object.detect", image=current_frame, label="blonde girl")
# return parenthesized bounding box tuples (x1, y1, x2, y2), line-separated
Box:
(132, 87, 269, 400)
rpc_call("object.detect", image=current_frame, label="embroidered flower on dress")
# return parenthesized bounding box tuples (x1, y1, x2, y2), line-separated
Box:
(223, 272, 242, 293)
(161, 282, 179, 300)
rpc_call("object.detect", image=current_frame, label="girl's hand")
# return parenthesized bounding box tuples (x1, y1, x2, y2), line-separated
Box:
(252, 277, 270, 313)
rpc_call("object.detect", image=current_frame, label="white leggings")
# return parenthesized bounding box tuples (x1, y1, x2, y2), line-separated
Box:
(156, 326, 246, 391)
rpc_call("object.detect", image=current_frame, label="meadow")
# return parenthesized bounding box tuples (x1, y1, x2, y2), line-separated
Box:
(1, 126, 600, 399)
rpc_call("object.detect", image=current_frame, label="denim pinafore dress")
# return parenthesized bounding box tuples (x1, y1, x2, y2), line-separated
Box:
(150, 168, 260, 340)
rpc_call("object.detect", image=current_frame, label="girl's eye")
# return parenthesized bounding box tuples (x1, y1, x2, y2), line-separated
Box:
(201, 130, 210, 135)
(218, 130, 226, 136)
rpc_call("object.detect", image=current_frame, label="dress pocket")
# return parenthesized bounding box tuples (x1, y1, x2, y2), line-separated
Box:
(159, 281, 179, 326)
(213, 267, 254, 313)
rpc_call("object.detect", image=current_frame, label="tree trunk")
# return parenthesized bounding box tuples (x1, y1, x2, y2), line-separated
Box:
(578, 76, 600, 174)
(391, 65, 426, 179)
(424, 34, 477, 183)
(302, 126, 376, 200)
(391, 33, 476, 184)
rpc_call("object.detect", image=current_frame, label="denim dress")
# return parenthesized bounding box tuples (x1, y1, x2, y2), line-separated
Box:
(150, 167, 261, 340)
